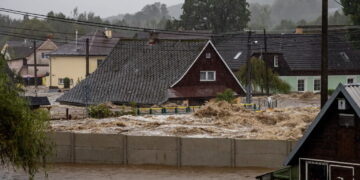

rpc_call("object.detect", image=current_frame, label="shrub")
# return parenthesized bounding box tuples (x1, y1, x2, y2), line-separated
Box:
(63, 77, 70, 88)
(88, 104, 112, 118)
(328, 89, 335, 96)
(216, 89, 236, 104)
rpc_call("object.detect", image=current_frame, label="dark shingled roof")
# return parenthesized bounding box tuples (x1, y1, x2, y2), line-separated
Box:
(57, 39, 208, 105)
(26, 96, 51, 106)
(49, 30, 124, 56)
(5, 40, 43, 60)
(285, 83, 360, 166)
(214, 33, 360, 72)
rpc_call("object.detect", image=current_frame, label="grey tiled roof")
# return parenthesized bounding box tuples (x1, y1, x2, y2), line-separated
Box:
(6, 40, 43, 60)
(57, 39, 208, 105)
(49, 30, 124, 56)
(214, 33, 360, 72)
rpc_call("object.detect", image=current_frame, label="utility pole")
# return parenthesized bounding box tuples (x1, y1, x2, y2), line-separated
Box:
(86, 38, 90, 77)
(246, 30, 253, 104)
(321, 0, 328, 108)
(264, 29, 269, 96)
(33, 41, 38, 96)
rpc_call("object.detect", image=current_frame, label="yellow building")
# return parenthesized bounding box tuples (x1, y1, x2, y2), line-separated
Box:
(47, 29, 122, 88)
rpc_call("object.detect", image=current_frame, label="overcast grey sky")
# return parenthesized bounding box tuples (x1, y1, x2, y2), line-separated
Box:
(1, 0, 184, 19)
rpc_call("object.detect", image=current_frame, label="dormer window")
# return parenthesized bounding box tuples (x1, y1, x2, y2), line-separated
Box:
(274, 55, 279, 67)
(206, 53, 211, 59)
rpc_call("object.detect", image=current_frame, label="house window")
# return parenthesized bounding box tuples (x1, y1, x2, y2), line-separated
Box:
(41, 53, 49, 59)
(274, 55, 279, 67)
(97, 59, 104, 67)
(58, 78, 73, 85)
(347, 77, 355, 84)
(206, 53, 211, 59)
(58, 78, 64, 85)
(298, 79, 305, 92)
(314, 79, 321, 92)
(200, 71, 216, 81)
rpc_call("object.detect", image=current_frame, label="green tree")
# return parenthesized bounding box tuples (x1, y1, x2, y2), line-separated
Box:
(236, 57, 290, 94)
(0, 55, 52, 179)
(216, 89, 236, 104)
(341, 0, 360, 24)
(172, 0, 250, 33)
(248, 3, 272, 30)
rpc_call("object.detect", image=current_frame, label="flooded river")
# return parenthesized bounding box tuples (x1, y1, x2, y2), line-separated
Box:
(0, 164, 272, 180)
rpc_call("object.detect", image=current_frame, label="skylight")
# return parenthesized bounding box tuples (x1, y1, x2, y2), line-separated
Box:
(340, 52, 350, 62)
(234, 51, 242, 60)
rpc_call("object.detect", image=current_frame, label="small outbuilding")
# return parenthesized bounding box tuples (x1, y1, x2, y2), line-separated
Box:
(257, 83, 360, 180)
(26, 96, 50, 109)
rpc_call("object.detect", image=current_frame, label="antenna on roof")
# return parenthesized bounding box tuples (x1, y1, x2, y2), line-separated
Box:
(75, 29, 78, 50)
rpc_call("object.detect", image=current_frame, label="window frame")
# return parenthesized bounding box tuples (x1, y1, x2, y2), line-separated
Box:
(205, 52, 211, 59)
(97, 59, 104, 67)
(297, 78, 306, 92)
(313, 78, 321, 92)
(347, 76, 355, 84)
(274, 55, 279, 68)
(200, 71, 216, 82)
(58, 78, 64, 85)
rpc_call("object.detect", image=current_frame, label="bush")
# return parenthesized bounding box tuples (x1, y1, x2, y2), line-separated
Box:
(216, 89, 236, 104)
(328, 89, 335, 96)
(63, 77, 70, 88)
(88, 104, 112, 118)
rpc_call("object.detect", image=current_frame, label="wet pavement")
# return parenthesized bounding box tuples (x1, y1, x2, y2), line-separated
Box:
(0, 164, 272, 180)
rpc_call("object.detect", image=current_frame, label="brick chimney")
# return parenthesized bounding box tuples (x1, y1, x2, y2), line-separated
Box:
(148, 32, 159, 45)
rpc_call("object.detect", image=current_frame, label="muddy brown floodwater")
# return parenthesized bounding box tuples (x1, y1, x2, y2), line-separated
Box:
(0, 164, 273, 180)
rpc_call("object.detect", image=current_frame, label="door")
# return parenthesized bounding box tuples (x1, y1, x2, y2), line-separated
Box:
(330, 165, 354, 180)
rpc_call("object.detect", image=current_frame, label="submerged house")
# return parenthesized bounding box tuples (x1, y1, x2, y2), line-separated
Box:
(57, 39, 245, 106)
(257, 84, 360, 180)
(215, 33, 360, 93)
(1, 39, 58, 85)
(47, 29, 123, 88)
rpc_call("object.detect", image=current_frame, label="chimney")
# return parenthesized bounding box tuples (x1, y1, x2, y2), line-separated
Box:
(104, 28, 112, 39)
(148, 31, 159, 45)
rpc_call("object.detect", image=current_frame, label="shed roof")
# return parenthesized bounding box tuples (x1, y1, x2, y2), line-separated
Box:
(285, 83, 360, 165)
(26, 96, 51, 106)
(57, 39, 209, 105)
(214, 33, 360, 72)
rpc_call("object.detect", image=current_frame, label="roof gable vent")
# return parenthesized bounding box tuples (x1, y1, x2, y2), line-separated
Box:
(338, 98, 348, 110)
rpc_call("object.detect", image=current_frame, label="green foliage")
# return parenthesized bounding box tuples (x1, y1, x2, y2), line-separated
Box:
(236, 57, 290, 94)
(274, 20, 296, 31)
(328, 89, 335, 96)
(341, 0, 360, 25)
(248, 3, 272, 29)
(88, 104, 112, 119)
(216, 89, 236, 104)
(63, 77, 70, 88)
(0, 55, 52, 179)
(167, 0, 250, 33)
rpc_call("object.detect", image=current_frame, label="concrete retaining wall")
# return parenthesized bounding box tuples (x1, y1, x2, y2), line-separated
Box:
(48, 132, 296, 168)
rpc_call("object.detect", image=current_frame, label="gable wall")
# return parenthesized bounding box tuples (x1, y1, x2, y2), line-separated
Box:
(298, 92, 360, 163)
(171, 44, 245, 97)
